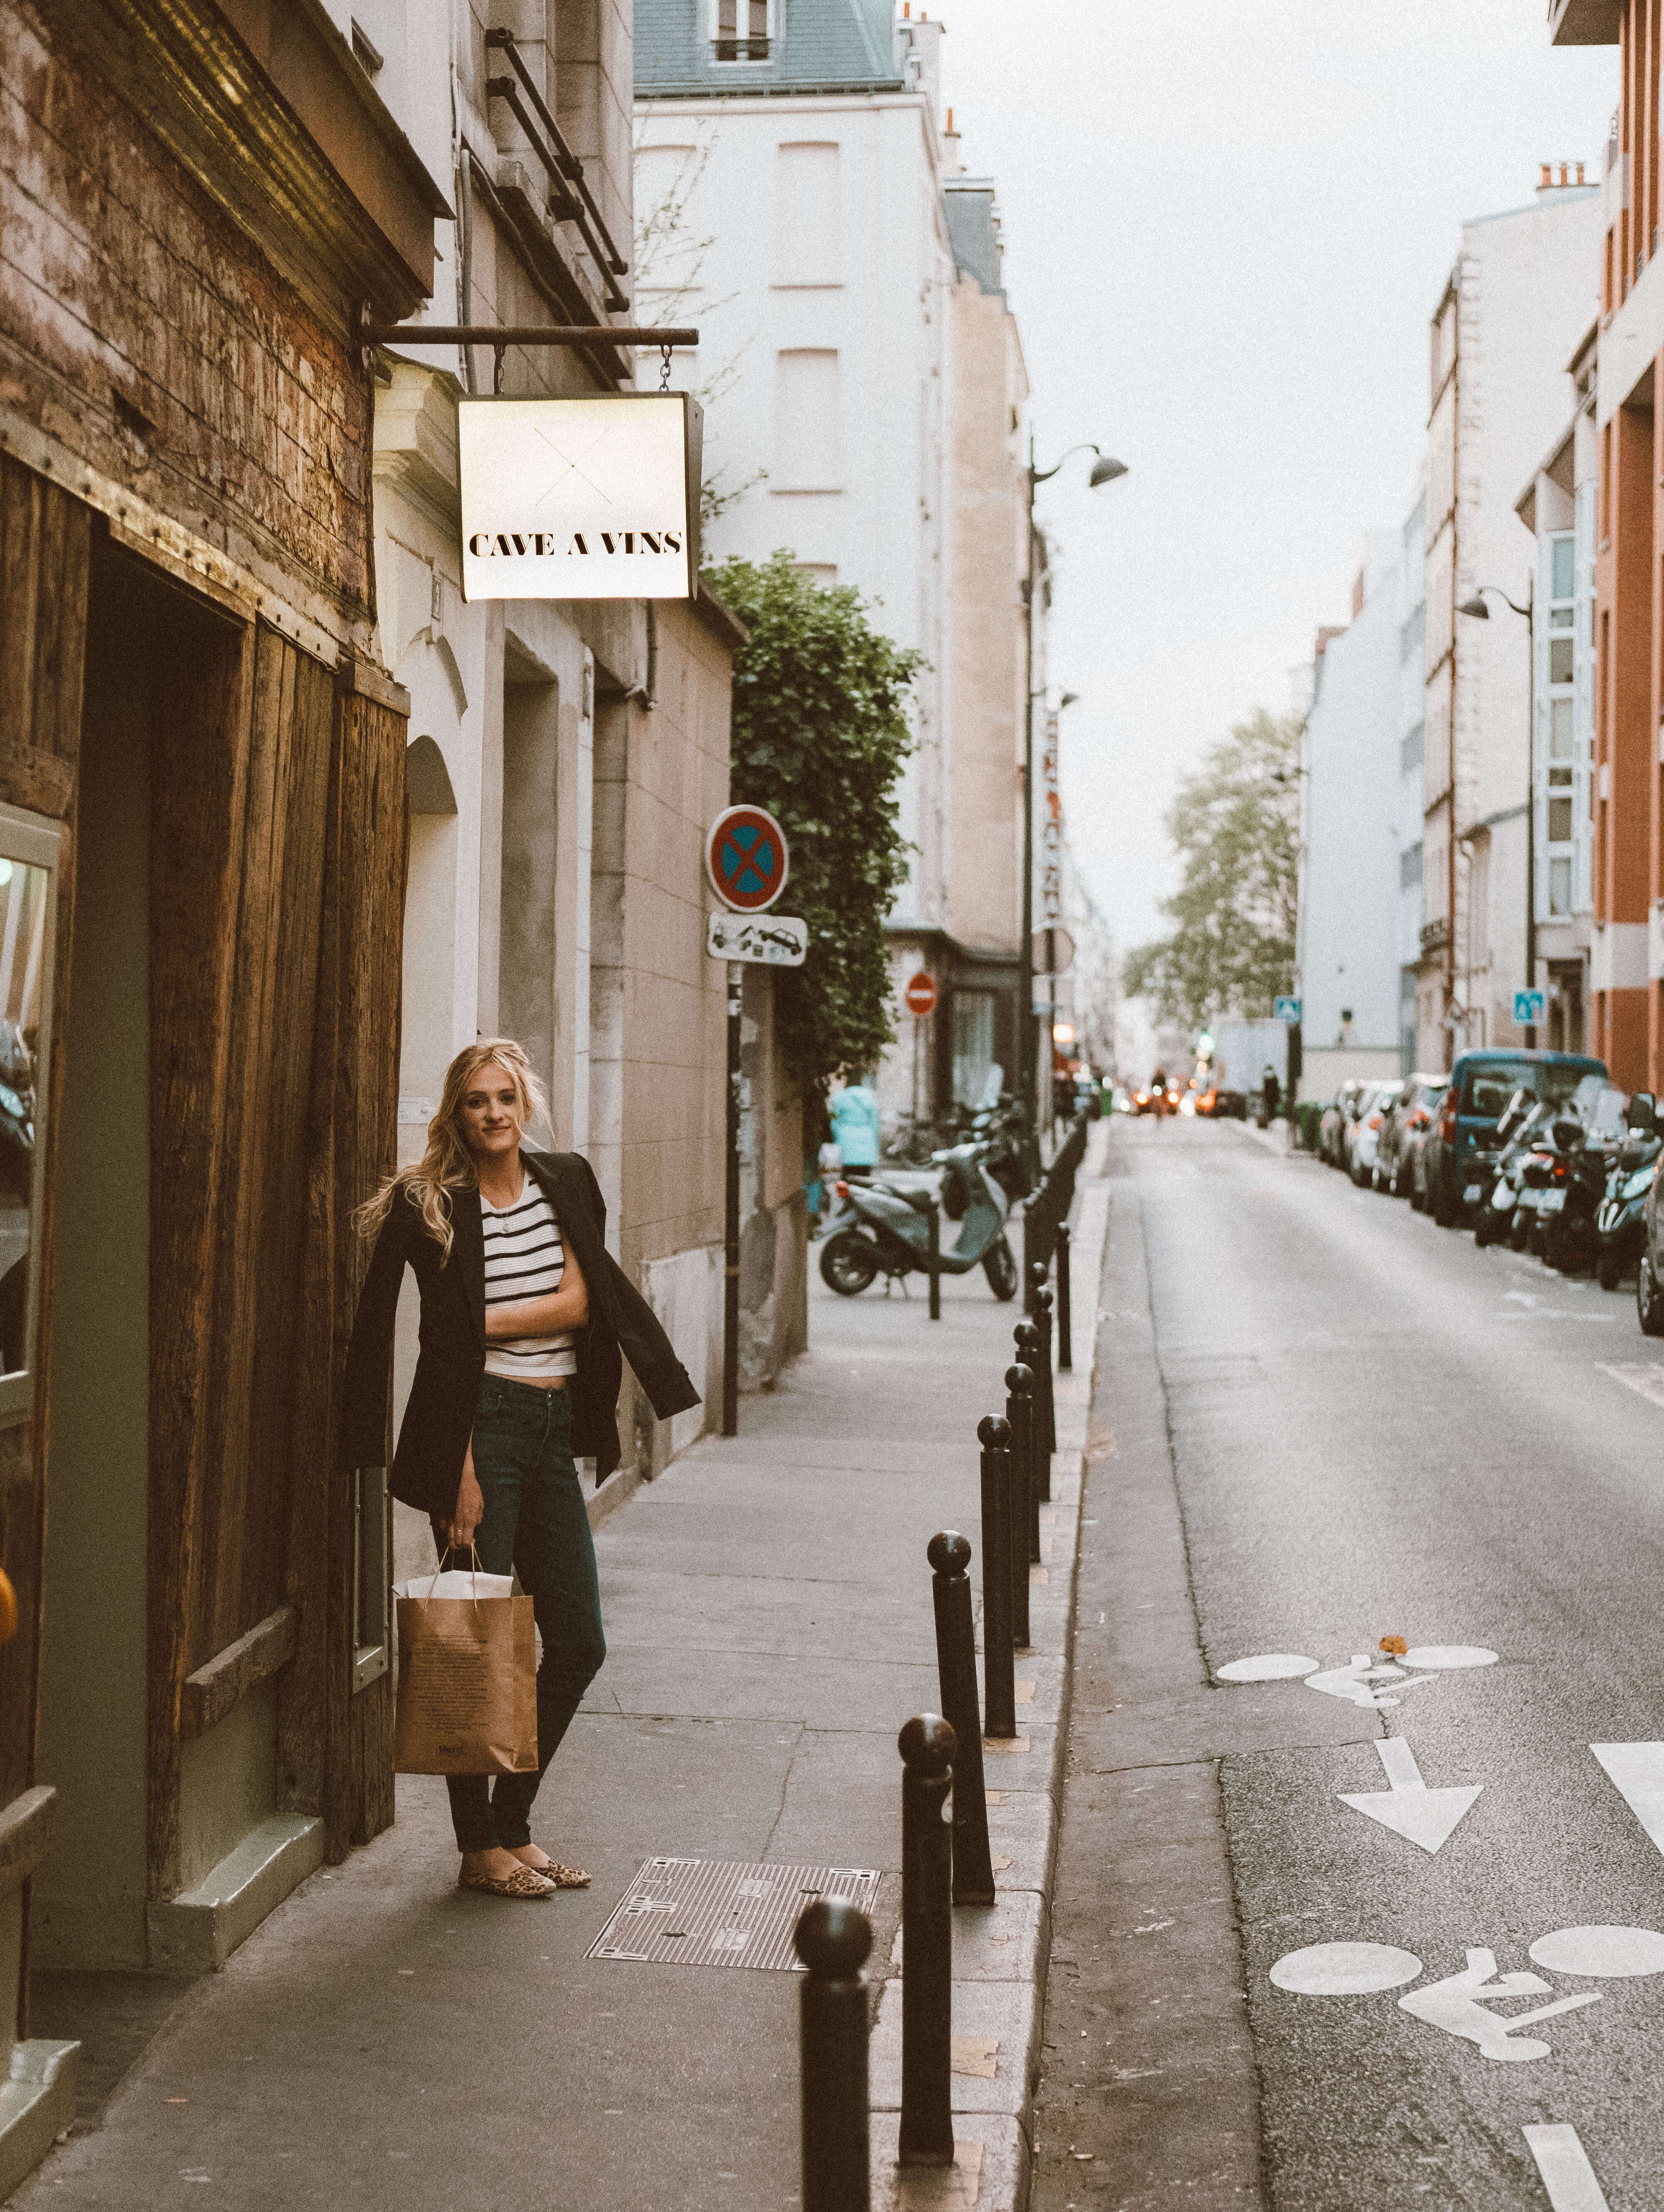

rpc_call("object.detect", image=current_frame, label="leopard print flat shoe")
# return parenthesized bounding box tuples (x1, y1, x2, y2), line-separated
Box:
(458, 1864, 556, 1899)
(510, 1855, 590, 1888)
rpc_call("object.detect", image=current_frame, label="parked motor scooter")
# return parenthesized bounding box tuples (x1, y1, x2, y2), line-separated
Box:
(1473, 1092, 1548, 1249)
(1597, 1090, 1662, 1289)
(1538, 1117, 1607, 1274)
(818, 1138, 1020, 1300)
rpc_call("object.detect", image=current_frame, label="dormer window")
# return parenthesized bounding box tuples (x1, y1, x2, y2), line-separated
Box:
(716, 0, 770, 61)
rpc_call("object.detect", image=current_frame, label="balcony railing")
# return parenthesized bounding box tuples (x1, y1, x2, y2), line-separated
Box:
(483, 28, 628, 315)
(714, 37, 770, 59)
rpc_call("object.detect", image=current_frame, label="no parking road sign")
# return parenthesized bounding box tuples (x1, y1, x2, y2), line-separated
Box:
(903, 971, 938, 1018)
(706, 805, 789, 913)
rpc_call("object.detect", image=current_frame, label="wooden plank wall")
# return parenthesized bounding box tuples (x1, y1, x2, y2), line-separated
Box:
(0, 456, 88, 1833)
(0, 453, 410, 1907)
(278, 684, 406, 1858)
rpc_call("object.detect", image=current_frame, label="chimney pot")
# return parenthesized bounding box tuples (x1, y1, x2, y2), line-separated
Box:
(1577, 160, 1587, 184)
(1540, 163, 1553, 190)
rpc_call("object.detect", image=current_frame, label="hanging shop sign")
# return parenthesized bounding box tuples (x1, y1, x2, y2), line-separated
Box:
(706, 806, 790, 912)
(457, 393, 703, 602)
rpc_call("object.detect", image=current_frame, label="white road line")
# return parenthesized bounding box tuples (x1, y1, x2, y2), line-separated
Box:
(1337, 1736, 1482, 1855)
(1591, 1742, 1664, 1857)
(1598, 1361, 1664, 1408)
(1523, 2124, 1610, 2211)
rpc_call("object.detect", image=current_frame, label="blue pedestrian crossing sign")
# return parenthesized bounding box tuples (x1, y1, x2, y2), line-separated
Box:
(706, 805, 790, 913)
(1274, 997, 1302, 1023)
(1514, 989, 1545, 1026)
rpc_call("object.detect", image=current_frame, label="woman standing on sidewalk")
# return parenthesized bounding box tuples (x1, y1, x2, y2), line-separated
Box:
(342, 1039, 700, 1899)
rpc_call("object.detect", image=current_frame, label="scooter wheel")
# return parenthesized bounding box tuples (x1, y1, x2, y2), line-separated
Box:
(982, 1236, 1019, 1302)
(819, 1229, 881, 1297)
(1598, 1247, 1626, 1291)
(1474, 1212, 1496, 1249)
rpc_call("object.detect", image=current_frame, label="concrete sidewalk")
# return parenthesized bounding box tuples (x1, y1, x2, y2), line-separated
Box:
(14, 1136, 1106, 2212)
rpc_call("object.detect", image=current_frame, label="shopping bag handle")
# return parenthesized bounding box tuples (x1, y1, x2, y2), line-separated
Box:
(427, 1541, 485, 1604)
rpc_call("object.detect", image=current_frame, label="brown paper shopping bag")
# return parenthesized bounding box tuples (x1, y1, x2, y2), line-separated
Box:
(393, 1557, 538, 1776)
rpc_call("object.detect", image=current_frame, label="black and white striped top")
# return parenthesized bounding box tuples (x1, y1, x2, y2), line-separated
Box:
(481, 1175, 577, 1381)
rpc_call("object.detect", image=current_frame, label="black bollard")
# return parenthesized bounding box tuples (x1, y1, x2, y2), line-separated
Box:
(1033, 1285, 1057, 1463)
(977, 1416, 1016, 1739)
(1056, 1220, 1073, 1371)
(926, 1195, 941, 1322)
(898, 1714, 956, 2168)
(1003, 1365, 1033, 1648)
(928, 1533, 996, 1905)
(795, 1898, 873, 2212)
(1016, 1319, 1050, 1513)
(1027, 1260, 1057, 1460)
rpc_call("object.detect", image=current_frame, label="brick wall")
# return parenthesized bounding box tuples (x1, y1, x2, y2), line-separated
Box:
(0, 0, 372, 616)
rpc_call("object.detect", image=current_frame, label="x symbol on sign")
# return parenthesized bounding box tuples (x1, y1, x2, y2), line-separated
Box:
(532, 424, 615, 507)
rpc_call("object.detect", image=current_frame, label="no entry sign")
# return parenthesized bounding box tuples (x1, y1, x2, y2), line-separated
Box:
(903, 971, 938, 1018)
(706, 805, 789, 913)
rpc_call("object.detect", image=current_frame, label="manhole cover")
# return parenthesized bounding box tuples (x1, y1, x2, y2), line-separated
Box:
(588, 1858, 881, 1971)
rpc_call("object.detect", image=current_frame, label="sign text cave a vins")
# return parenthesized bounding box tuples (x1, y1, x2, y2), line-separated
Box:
(457, 393, 703, 602)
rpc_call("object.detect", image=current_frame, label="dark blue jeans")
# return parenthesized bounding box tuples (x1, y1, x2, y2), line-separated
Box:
(431, 1376, 605, 1852)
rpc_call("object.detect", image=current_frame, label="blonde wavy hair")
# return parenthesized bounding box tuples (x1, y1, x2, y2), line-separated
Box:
(355, 1038, 550, 1261)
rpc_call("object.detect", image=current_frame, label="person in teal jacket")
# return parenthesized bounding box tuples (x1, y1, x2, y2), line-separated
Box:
(829, 1079, 882, 1180)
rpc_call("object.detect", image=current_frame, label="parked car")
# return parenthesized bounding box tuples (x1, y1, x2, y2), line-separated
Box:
(1374, 1073, 1447, 1197)
(1421, 1050, 1610, 1226)
(1404, 1082, 1450, 1210)
(1345, 1081, 1397, 1187)
(1319, 1081, 1364, 1166)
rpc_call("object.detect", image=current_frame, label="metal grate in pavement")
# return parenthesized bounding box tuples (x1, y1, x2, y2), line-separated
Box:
(587, 1857, 881, 1971)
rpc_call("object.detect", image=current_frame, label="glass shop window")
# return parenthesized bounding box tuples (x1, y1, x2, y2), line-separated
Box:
(0, 807, 60, 1423)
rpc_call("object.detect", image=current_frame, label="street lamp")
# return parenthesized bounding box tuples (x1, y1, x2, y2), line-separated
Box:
(1458, 583, 1536, 1045)
(1021, 442, 1127, 1132)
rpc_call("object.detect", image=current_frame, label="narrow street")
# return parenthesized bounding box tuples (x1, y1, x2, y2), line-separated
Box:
(1038, 1113, 1664, 2210)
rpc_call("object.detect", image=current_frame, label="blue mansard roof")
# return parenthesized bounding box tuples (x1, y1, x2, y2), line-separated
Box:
(636, 0, 905, 97)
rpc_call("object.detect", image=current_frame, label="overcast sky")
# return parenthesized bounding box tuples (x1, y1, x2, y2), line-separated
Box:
(936, 0, 1617, 955)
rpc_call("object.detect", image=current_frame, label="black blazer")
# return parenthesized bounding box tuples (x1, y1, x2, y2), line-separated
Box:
(340, 1149, 701, 1516)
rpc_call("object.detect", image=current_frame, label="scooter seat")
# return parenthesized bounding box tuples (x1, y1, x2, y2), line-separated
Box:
(897, 1187, 935, 1215)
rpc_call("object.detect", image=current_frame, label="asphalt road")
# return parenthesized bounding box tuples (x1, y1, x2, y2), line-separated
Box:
(1037, 1111, 1664, 2211)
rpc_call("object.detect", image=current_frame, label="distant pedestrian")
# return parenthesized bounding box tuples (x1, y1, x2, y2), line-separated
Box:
(1260, 1064, 1280, 1126)
(829, 1075, 882, 1181)
(342, 1039, 699, 1900)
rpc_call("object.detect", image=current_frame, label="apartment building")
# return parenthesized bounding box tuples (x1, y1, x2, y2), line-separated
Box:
(1416, 171, 1602, 1070)
(1515, 323, 1600, 1053)
(361, 6, 802, 1510)
(1397, 493, 1429, 1069)
(1297, 541, 1407, 1098)
(1549, 2, 1664, 1086)
(635, 0, 1036, 1128)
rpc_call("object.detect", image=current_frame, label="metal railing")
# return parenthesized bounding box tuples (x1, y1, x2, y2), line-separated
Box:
(483, 28, 629, 315)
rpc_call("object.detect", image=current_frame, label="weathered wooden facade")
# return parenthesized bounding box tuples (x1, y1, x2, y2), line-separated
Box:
(0, 0, 445, 2185)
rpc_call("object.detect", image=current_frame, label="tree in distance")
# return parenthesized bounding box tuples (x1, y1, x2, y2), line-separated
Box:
(705, 550, 921, 1096)
(1122, 707, 1300, 1030)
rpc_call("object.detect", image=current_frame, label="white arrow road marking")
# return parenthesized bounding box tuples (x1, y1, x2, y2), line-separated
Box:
(1337, 1736, 1482, 1855)
(1523, 2124, 1611, 2210)
(1306, 1656, 1439, 1710)
(1591, 1743, 1664, 1857)
(1598, 1362, 1664, 1409)
(1398, 1951, 1601, 2062)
